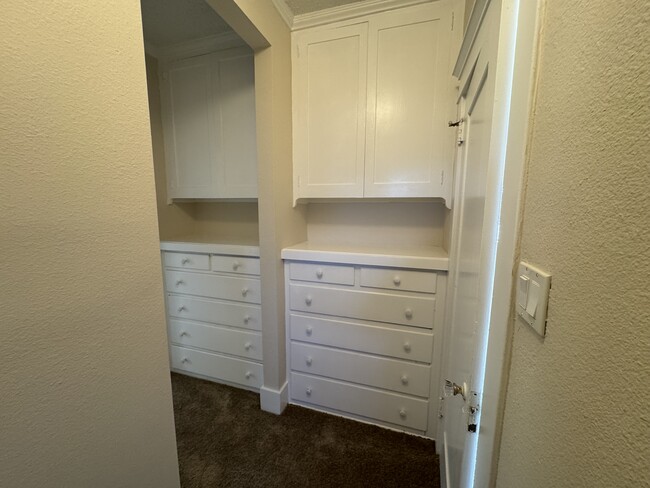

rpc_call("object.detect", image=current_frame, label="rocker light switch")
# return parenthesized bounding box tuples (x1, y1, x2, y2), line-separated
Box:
(516, 262, 551, 337)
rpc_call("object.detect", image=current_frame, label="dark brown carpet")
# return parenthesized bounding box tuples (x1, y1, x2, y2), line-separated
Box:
(171, 372, 440, 488)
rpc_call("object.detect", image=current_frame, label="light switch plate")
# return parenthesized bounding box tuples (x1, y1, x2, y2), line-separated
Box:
(516, 262, 551, 337)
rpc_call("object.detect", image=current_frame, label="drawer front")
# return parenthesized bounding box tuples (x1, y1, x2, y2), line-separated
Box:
(171, 345, 263, 389)
(167, 294, 261, 331)
(291, 372, 428, 431)
(211, 255, 260, 276)
(163, 251, 210, 271)
(169, 319, 262, 361)
(289, 284, 435, 328)
(360, 267, 437, 294)
(289, 262, 355, 285)
(290, 313, 433, 363)
(165, 270, 260, 304)
(291, 343, 431, 397)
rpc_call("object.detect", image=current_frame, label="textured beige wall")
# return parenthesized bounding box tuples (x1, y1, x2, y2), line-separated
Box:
(145, 54, 197, 240)
(496, 1, 650, 486)
(193, 202, 260, 241)
(0, 3, 180, 487)
(307, 202, 446, 247)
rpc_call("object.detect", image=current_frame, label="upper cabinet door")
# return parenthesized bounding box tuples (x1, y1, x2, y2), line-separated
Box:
(364, 2, 454, 198)
(216, 52, 258, 199)
(293, 23, 368, 201)
(161, 53, 219, 199)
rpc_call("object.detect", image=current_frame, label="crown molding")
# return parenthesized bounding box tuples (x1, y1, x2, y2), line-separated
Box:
(271, 0, 295, 29)
(150, 31, 247, 62)
(292, 0, 433, 31)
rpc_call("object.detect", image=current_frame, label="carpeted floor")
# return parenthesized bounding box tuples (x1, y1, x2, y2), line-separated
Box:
(171, 372, 440, 488)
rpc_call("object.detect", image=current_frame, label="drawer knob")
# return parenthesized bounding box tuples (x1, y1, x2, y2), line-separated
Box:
(179, 331, 188, 337)
(244, 342, 252, 351)
(403, 342, 411, 352)
(399, 408, 407, 419)
(245, 371, 252, 379)
(305, 296, 312, 306)
(181, 258, 190, 265)
(316, 268, 324, 279)
(306, 356, 313, 366)
(242, 287, 249, 297)
(393, 276, 401, 286)
(306, 387, 312, 396)
(181, 357, 189, 364)
(244, 315, 251, 324)
(401, 375, 409, 385)
(175, 280, 184, 287)
(404, 308, 413, 319)
(233, 261, 241, 270)
(306, 326, 313, 336)
(177, 305, 187, 313)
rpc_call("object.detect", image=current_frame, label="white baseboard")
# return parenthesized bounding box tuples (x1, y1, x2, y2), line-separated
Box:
(260, 381, 288, 415)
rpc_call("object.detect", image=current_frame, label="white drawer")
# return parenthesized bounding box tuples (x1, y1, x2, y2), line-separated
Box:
(211, 255, 260, 276)
(291, 343, 431, 397)
(289, 313, 433, 363)
(291, 372, 428, 431)
(165, 270, 260, 304)
(163, 251, 210, 271)
(171, 345, 263, 389)
(289, 284, 435, 328)
(169, 319, 262, 361)
(289, 262, 355, 285)
(167, 294, 261, 331)
(360, 267, 437, 294)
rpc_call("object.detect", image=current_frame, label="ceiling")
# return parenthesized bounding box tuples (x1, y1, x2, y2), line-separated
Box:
(140, 0, 367, 47)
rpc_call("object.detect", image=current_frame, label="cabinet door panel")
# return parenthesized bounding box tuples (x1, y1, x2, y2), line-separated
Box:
(161, 54, 218, 198)
(365, 3, 453, 198)
(293, 24, 368, 199)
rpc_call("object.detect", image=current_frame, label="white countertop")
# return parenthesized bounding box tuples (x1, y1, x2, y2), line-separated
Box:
(160, 236, 260, 257)
(281, 241, 448, 271)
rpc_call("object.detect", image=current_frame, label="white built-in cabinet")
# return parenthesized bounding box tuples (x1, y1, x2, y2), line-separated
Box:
(160, 47, 258, 200)
(292, 1, 458, 206)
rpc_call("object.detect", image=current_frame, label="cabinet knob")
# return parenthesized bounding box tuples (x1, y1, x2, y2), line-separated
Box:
(306, 326, 313, 336)
(393, 276, 401, 286)
(403, 342, 411, 352)
(404, 308, 413, 319)
(242, 287, 249, 297)
(179, 331, 188, 337)
(316, 268, 324, 279)
(181, 357, 189, 364)
(399, 408, 407, 419)
(306, 387, 312, 396)
(233, 261, 241, 270)
(245, 371, 252, 379)
(244, 342, 252, 351)
(305, 296, 312, 306)
(177, 305, 187, 313)
(175, 280, 184, 287)
(306, 356, 313, 366)
(244, 315, 251, 324)
(401, 375, 409, 385)
(181, 258, 190, 265)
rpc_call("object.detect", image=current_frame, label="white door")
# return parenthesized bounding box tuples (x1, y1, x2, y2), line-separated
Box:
(439, 0, 519, 486)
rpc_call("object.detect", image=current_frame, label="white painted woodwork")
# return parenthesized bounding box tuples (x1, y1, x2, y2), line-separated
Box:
(365, 3, 453, 198)
(171, 345, 263, 389)
(293, 23, 367, 199)
(289, 313, 434, 363)
(169, 319, 263, 361)
(211, 254, 260, 276)
(164, 269, 261, 304)
(288, 262, 355, 285)
(289, 283, 435, 328)
(291, 1, 458, 205)
(161, 240, 260, 257)
(291, 342, 431, 397)
(291, 372, 429, 431)
(160, 47, 257, 199)
(163, 251, 210, 271)
(360, 266, 437, 293)
(167, 294, 261, 331)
